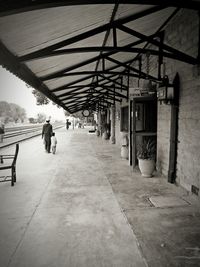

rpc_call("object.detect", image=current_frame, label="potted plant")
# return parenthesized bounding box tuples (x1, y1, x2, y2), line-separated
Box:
(121, 132, 129, 159)
(137, 139, 156, 177)
(102, 123, 110, 140)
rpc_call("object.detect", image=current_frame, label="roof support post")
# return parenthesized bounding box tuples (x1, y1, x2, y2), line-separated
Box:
(110, 105, 116, 144)
(198, 11, 200, 63)
(113, 85, 116, 105)
(127, 70, 130, 102)
(158, 31, 164, 80)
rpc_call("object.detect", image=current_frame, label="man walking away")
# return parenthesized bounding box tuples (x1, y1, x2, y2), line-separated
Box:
(42, 119, 53, 153)
(66, 119, 69, 130)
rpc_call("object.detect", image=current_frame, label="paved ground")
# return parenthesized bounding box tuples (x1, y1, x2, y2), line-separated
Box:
(0, 127, 200, 267)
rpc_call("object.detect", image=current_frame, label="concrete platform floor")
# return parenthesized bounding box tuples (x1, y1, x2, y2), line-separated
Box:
(0, 127, 200, 267)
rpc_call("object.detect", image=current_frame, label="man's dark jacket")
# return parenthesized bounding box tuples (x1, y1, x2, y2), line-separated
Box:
(42, 122, 53, 140)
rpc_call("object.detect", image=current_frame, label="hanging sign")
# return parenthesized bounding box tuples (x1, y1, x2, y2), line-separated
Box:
(129, 87, 142, 98)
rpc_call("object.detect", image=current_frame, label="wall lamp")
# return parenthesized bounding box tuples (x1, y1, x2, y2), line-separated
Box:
(157, 75, 174, 105)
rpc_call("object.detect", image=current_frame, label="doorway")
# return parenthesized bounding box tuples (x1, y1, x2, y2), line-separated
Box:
(129, 96, 157, 168)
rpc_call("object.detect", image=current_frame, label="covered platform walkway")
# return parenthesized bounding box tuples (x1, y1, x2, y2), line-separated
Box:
(0, 127, 200, 267)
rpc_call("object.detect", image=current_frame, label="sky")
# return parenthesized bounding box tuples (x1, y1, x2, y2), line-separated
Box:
(0, 66, 66, 121)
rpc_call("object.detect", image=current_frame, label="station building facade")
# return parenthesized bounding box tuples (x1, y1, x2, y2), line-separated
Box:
(97, 9, 200, 198)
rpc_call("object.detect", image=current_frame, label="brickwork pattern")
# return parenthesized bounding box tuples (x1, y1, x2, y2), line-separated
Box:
(164, 10, 199, 192)
(127, 9, 200, 195)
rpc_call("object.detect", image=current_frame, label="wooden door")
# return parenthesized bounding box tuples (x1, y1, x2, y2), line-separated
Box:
(131, 96, 157, 168)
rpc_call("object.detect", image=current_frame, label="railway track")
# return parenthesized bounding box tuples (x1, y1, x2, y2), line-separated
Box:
(4, 125, 44, 139)
(0, 123, 65, 148)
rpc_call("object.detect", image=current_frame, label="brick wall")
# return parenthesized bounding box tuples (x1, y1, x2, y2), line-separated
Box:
(128, 9, 200, 195)
(163, 9, 199, 193)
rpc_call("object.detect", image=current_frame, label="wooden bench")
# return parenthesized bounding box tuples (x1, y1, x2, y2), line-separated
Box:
(0, 144, 19, 186)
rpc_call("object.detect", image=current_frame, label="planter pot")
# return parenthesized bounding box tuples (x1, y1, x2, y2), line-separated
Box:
(102, 132, 108, 140)
(121, 146, 128, 159)
(96, 130, 100, 136)
(138, 159, 155, 177)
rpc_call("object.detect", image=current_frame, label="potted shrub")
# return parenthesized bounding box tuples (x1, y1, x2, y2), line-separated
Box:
(102, 123, 110, 140)
(121, 132, 129, 159)
(137, 139, 156, 177)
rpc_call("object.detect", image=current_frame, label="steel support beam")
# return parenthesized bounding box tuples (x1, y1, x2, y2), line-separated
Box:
(118, 24, 198, 65)
(19, 6, 165, 62)
(41, 70, 141, 80)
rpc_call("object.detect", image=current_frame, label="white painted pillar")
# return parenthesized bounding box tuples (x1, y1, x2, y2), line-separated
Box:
(98, 111, 102, 136)
(110, 106, 116, 144)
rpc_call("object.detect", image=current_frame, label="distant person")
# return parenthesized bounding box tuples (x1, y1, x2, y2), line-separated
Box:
(66, 119, 69, 130)
(42, 119, 53, 153)
(0, 121, 5, 143)
(51, 132, 57, 154)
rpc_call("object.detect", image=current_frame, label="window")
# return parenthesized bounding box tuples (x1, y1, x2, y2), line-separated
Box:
(120, 106, 129, 132)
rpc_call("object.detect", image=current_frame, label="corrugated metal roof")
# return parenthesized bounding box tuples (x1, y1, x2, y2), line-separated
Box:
(0, 2, 199, 113)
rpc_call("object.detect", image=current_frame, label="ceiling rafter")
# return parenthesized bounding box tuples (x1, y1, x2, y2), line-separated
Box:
(58, 84, 123, 91)
(98, 74, 128, 89)
(0, 3, 198, 114)
(59, 85, 127, 103)
(56, 87, 92, 98)
(21, 23, 197, 66)
(58, 84, 126, 104)
(51, 75, 95, 93)
(98, 87, 126, 99)
(39, 31, 160, 81)
(61, 89, 105, 102)
(66, 95, 112, 111)
(105, 56, 159, 82)
(54, 82, 122, 102)
(89, 88, 124, 100)
(20, 46, 197, 65)
(123, 7, 180, 71)
(61, 92, 89, 101)
(63, 97, 88, 105)
(42, 70, 142, 79)
(19, 6, 164, 62)
(38, 7, 180, 95)
(51, 73, 121, 93)
(91, 2, 119, 94)
(40, 53, 132, 82)
(66, 99, 91, 108)
(37, 8, 183, 100)
(84, 91, 122, 103)
(117, 24, 198, 65)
